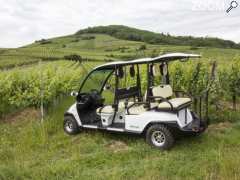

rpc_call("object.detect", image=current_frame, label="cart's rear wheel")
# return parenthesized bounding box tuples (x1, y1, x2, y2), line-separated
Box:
(146, 124, 174, 150)
(64, 116, 80, 135)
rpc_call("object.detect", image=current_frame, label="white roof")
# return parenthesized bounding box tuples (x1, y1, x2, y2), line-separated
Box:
(94, 53, 201, 70)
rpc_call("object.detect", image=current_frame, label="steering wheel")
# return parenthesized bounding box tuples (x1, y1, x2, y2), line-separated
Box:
(89, 89, 105, 107)
(77, 89, 104, 110)
(81, 93, 91, 104)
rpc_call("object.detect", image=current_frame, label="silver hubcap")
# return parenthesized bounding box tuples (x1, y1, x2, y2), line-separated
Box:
(65, 121, 73, 132)
(151, 130, 166, 147)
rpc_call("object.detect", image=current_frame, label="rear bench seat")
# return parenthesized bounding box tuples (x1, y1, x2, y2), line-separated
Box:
(151, 85, 191, 110)
(97, 85, 191, 115)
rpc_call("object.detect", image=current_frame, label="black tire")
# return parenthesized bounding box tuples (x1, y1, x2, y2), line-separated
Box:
(63, 116, 80, 135)
(146, 124, 174, 150)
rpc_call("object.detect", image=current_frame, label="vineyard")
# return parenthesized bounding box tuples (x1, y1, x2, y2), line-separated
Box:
(0, 31, 240, 179)
(1, 58, 239, 122)
(0, 33, 239, 126)
(0, 60, 100, 118)
(171, 59, 240, 120)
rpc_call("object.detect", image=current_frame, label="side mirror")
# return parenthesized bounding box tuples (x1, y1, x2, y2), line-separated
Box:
(71, 91, 78, 97)
(104, 84, 111, 90)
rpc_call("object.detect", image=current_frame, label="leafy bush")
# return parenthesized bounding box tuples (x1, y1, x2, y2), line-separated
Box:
(138, 44, 147, 51)
(190, 46, 200, 50)
(35, 39, 52, 45)
(81, 36, 95, 40)
(64, 54, 82, 62)
(71, 39, 79, 43)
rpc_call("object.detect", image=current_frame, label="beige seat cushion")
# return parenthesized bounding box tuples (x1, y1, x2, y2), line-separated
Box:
(150, 102, 159, 109)
(128, 105, 146, 114)
(97, 105, 115, 114)
(97, 101, 134, 114)
(158, 98, 191, 110)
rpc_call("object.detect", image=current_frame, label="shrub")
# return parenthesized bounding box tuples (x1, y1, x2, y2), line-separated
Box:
(138, 44, 147, 51)
(81, 36, 95, 40)
(64, 54, 82, 62)
(190, 46, 200, 50)
(71, 39, 79, 43)
(35, 39, 52, 45)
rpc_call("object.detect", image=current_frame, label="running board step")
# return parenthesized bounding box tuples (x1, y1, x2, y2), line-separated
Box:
(82, 125, 124, 132)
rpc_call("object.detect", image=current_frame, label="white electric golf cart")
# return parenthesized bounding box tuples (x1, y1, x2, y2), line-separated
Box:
(64, 53, 207, 150)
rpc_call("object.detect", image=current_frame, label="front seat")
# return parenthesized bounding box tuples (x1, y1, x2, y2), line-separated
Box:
(96, 101, 134, 114)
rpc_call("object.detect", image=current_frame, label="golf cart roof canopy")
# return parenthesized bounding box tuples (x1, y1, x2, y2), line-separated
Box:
(94, 53, 201, 70)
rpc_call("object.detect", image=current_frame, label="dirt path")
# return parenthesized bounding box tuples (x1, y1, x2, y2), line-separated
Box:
(1, 108, 40, 124)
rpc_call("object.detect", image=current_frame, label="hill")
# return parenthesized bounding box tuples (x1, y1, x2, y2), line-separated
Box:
(1, 22, 240, 70)
(76, 25, 240, 49)
(1, 32, 239, 70)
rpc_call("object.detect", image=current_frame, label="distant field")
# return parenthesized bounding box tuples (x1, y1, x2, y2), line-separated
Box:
(1, 34, 239, 69)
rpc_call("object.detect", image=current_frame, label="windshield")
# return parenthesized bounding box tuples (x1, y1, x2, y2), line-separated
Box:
(80, 69, 113, 93)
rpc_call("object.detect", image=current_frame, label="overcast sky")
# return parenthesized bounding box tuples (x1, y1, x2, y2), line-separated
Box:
(0, 0, 240, 48)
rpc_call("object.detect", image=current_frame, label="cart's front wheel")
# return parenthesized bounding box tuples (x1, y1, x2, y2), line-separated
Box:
(64, 116, 80, 135)
(146, 124, 174, 150)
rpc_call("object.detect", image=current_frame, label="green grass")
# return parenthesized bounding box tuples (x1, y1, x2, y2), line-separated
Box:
(0, 97, 240, 179)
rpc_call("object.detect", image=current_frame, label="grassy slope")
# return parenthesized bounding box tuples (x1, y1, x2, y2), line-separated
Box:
(22, 34, 240, 63)
(0, 98, 240, 179)
(1, 34, 239, 69)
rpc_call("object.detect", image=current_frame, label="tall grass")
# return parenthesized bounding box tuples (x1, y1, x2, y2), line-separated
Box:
(0, 96, 240, 179)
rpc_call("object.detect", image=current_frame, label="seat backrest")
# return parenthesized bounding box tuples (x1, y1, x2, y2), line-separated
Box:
(116, 86, 140, 100)
(152, 85, 173, 99)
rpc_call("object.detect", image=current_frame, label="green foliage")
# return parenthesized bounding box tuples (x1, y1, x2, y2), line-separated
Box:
(71, 39, 79, 43)
(227, 60, 240, 97)
(190, 45, 200, 50)
(0, 61, 98, 117)
(81, 35, 95, 40)
(138, 44, 147, 51)
(35, 39, 52, 45)
(150, 49, 159, 58)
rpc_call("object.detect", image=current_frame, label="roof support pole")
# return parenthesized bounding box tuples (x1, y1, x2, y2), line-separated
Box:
(146, 63, 151, 108)
(136, 64, 142, 101)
